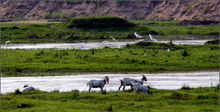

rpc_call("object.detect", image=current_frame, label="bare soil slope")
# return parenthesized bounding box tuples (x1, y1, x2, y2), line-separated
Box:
(0, 0, 219, 21)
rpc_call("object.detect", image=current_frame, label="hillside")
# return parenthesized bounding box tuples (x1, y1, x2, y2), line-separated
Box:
(0, 0, 219, 21)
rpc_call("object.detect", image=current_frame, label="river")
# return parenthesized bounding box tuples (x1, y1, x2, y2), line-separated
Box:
(1, 39, 213, 49)
(1, 71, 218, 94)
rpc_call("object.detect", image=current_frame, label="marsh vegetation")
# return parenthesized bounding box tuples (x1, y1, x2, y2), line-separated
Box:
(1, 17, 219, 44)
(1, 42, 218, 76)
(1, 86, 219, 111)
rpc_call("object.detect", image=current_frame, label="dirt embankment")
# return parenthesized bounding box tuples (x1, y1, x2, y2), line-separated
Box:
(0, 0, 219, 21)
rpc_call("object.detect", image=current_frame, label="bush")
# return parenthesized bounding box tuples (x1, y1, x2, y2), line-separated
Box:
(72, 90, 79, 99)
(17, 103, 31, 108)
(105, 105, 113, 111)
(216, 83, 219, 90)
(204, 39, 219, 45)
(170, 92, 191, 100)
(182, 49, 189, 57)
(64, 16, 135, 29)
(101, 90, 107, 94)
(26, 33, 39, 39)
(15, 89, 22, 94)
(181, 85, 190, 90)
(148, 30, 159, 35)
(136, 41, 154, 46)
(91, 49, 95, 55)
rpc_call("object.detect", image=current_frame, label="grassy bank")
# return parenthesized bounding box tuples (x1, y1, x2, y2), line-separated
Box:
(1, 42, 219, 76)
(1, 86, 219, 111)
(1, 17, 219, 44)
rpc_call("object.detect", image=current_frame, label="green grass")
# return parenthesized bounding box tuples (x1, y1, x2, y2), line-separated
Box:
(1, 86, 219, 111)
(1, 42, 219, 76)
(1, 18, 219, 44)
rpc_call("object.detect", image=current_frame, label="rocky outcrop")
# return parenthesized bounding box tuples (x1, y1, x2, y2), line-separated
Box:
(0, 0, 219, 21)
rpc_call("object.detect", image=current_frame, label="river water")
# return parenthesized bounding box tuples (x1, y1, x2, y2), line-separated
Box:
(1, 72, 219, 94)
(1, 39, 213, 49)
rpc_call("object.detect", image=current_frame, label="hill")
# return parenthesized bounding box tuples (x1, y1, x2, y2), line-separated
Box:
(1, 0, 219, 21)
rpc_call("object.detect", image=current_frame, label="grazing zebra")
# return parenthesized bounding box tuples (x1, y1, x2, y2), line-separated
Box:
(118, 75, 147, 91)
(132, 82, 153, 95)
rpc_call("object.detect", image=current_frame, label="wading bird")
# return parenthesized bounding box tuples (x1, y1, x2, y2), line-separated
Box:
(167, 48, 170, 52)
(23, 84, 35, 92)
(110, 36, 118, 42)
(149, 34, 157, 42)
(4, 41, 11, 46)
(134, 32, 142, 39)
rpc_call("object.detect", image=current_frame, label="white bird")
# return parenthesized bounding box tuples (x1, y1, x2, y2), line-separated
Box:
(4, 41, 11, 46)
(101, 40, 109, 45)
(149, 34, 157, 42)
(134, 32, 142, 39)
(110, 36, 118, 42)
(167, 48, 170, 52)
(23, 84, 35, 92)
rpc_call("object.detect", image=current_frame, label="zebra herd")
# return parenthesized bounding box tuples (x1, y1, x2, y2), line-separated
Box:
(87, 75, 153, 95)
(22, 75, 152, 95)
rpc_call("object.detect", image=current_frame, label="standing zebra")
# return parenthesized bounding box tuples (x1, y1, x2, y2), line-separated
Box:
(87, 76, 109, 92)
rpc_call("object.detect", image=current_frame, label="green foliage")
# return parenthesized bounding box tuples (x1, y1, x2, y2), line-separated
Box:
(181, 85, 190, 90)
(182, 49, 189, 57)
(1, 42, 219, 76)
(64, 16, 136, 29)
(217, 84, 219, 90)
(170, 92, 192, 100)
(1, 87, 218, 111)
(15, 89, 22, 95)
(1, 19, 219, 43)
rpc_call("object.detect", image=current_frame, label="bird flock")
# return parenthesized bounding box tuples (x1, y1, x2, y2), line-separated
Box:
(108, 32, 158, 42)
(101, 32, 158, 44)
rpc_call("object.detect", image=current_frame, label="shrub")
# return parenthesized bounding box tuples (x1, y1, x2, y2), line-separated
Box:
(135, 26, 150, 34)
(182, 49, 189, 57)
(105, 105, 113, 111)
(15, 89, 22, 94)
(26, 33, 39, 39)
(148, 30, 159, 35)
(126, 43, 130, 48)
(181, 85, 190, 90)
(91, 49, 95, 55)
(216, 83, 219, 90)
(17, 103, 31, 108)
(136, 41, 154, 46)
(170, 92, 191, 100)
(72, 90, 79, 99)
(101, 90, 107, 94)
(204, 39, 219, 45)
(64, 16, 135, 29)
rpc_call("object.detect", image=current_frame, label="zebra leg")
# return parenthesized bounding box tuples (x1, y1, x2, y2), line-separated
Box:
(142, 90, 145, 94)
(133, 88, 137, 93)
(100, 87, 103, 92)
(89, 87, 92, 92)
(130, 85, 134, 90)
(118, 85, 122, 91)
(147, 90, 153, 95)
(123, 86, 125, 90)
